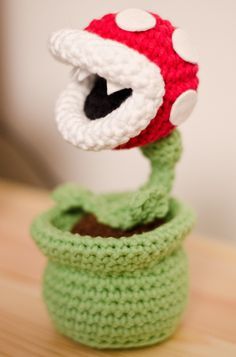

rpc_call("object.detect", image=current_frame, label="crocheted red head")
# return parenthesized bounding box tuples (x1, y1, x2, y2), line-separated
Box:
(50, 8, 199, 150)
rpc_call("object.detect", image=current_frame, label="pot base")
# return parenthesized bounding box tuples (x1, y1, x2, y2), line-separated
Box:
(43, 248, 188, 349)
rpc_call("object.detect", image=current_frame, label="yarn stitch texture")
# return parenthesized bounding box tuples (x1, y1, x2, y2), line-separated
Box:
(51, 30, 164, 151)
(49, 12, 199, 151)
(52, 130, 182, 230)
(86, 13, 199, 149)
(32, 9, 199, 349)
(31, 131, 195, 349)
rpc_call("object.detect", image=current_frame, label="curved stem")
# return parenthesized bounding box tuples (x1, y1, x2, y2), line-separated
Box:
(53, 130, 182, 230)
(141, 130, 182, 194)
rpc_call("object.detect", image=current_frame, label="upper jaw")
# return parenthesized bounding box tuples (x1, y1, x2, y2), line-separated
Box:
(50, 29, 165, 151)
(49, 29, 164, 98)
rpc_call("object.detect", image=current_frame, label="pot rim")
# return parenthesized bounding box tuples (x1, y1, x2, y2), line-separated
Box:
(31, 198, 194, 273)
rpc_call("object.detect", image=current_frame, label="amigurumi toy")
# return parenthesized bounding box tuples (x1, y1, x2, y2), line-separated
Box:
(31, 8, 199, 349)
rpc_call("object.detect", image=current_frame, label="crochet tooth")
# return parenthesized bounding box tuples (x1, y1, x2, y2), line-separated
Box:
(106, 80, 124, 95)
(78, 68, 91, 81)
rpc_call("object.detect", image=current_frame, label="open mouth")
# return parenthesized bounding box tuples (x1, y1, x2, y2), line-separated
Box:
(51, 29, 165, 150)
(84, 75, 132, 120)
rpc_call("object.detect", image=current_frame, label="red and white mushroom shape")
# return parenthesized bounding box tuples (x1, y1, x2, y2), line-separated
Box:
(50, 9, 199, 151)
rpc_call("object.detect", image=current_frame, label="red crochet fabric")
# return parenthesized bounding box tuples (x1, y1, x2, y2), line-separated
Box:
(85, 13, 199, 149)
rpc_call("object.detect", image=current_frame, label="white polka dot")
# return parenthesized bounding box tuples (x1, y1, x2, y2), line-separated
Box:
(170, 90, 198, 126)
(172, 28, 198, 64)
(116, 8, 156, 32)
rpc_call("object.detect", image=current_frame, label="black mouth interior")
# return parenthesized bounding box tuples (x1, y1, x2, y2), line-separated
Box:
(84, 75, 132, 120)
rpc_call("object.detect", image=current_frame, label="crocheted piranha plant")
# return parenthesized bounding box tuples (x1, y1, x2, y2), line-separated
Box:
(31, 8, 199, 349)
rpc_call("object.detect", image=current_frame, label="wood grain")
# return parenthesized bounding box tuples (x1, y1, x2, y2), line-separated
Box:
(0, 179, 236, 356)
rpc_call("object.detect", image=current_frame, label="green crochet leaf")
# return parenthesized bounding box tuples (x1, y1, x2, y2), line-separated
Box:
(52, 130, 182, 229)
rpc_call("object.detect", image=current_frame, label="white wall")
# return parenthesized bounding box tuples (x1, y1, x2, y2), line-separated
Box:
(2, 0, 236, 241)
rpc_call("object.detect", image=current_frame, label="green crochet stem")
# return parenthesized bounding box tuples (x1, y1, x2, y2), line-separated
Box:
(53, 130, 182, 230)
(141, 130, 182, 193)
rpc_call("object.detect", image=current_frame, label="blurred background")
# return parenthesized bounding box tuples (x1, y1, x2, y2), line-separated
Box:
(0, 0, 235, 241)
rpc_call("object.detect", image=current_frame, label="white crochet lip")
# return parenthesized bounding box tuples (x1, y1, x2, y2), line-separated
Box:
(49, 29, 165, 150)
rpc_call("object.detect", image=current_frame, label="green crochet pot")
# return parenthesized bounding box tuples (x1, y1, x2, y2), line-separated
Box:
(31, 132, 195, 349)
(31, 197, 194, 349)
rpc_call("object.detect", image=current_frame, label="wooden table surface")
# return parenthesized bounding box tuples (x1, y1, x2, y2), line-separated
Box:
(0, 180, 236, 357)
